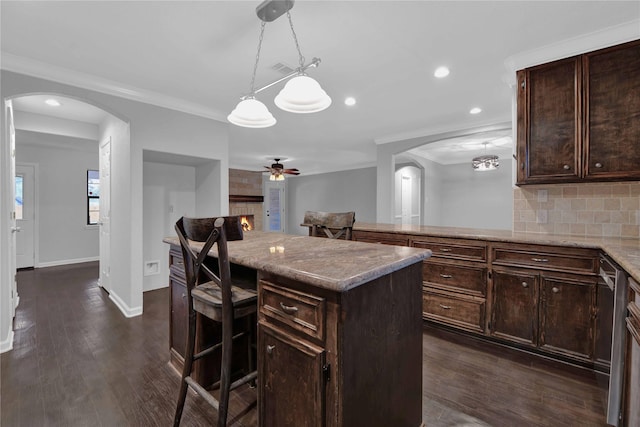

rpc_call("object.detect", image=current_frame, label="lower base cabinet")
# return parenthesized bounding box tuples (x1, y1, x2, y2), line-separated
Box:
(258, 324, 326, 427)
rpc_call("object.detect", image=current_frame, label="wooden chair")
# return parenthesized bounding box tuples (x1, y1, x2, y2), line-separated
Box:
(303, 210, 356, 240)
(173, 216, 257, 427)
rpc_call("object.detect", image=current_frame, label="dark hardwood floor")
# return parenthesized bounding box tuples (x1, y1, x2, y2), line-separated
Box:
(1, 262, 608, 426)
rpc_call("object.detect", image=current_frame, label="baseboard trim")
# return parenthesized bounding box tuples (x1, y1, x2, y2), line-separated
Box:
(37, 256, 99, 268)
(109, 290, 143, 318)
(0, 330, 14, 354)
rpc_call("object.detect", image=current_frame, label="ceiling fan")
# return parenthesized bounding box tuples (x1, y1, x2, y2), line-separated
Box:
(263, 158, 300, 181)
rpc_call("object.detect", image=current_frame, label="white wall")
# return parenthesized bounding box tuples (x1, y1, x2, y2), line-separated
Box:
(1, 70, 229, 345)
(16, 131, 99, 265)
(286, 167, 377, 235)
(437, 158, 513, 230)
(143, 161, 196, 292)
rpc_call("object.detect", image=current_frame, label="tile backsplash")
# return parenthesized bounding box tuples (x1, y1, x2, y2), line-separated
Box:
(513, 182, 640, 238)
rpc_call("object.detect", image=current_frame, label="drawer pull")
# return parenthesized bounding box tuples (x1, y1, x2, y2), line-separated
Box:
(439, 304, 452, 310)
(552, 287, 560, 294)
(531, 258, 549, 263)
(595, 162, 603, 168)
(440, 274, 453, 279)
(266, 344, 275, 354)
(440, 248, 452, 252)
(182, 293, 186, 299)
(522, 282, 529, 288)
(563, 164, 570, 170)
(279, 302, 299, 314)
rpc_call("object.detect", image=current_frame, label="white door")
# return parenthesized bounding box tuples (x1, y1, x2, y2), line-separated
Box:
(401, 175, 412, 225)
(264, 180, 285, 233)
(15, 164, 35, 269)
(99, 138, 111, 293)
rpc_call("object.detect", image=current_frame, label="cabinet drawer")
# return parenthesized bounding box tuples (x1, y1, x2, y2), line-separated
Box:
(422, 261, 487, 297)
(422, 288, 485, 333)
(353, 230, 409, 246)
(259, 280, 326, 342)
(412, 238, 486, 262)
(170, 264, 186, 284)
(492, 245, 597, 274)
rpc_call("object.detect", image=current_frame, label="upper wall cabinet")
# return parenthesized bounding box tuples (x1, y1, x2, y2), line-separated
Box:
(516, 39, 640, 185)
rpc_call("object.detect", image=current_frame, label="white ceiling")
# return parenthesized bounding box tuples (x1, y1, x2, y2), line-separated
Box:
(2, 1, 639, 174)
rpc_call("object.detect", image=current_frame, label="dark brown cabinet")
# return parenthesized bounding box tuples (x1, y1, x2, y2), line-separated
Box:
(491, 244, 598, 363)
(491, 267, 538, 347)
(412, 237, 488, 333)
(517, 39, 640, 185)
(259, 324, 325, 427)
(623, 277, 640, 426)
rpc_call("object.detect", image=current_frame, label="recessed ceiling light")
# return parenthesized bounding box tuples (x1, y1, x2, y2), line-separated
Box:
(344, 97, 356, 106)
(45, 99, 61, 107)
(434, 66, 450, 78)
(469, 107, 482, 114)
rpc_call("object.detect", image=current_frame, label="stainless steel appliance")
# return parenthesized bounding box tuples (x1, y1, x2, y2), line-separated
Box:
(600, 254, 628, 426)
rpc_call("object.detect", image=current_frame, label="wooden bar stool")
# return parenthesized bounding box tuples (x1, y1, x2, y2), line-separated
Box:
(173, 216, 257, 427)
(303, 211, 356, 240)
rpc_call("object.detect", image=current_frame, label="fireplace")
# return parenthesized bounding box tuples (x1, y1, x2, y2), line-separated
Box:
(229, 195, 263, 231)
(240, 215, 254, 231)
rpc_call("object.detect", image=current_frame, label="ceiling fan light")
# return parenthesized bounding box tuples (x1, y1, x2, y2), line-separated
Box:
(269, 173, 285, 181)
(227, 98, 276, 128)
(274, 75, 332, 113)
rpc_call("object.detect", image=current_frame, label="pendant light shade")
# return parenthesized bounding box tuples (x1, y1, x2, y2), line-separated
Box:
(227, 97, 276, 128)
(274, 74, 332, 113)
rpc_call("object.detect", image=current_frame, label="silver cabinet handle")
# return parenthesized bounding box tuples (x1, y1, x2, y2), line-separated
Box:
(595, 162, 603, 168)
(440, 248, 452, 252)
(439, 274, 453, 279)
(181, 293, 186, 299)
(279, 302, 298, 314)
(439, 304, 452, 310)
(563, 164, 570, 170)
(10, 226, 21, 233)
(552, 287, 560, 293)
(522, 282, 529, 288)
(531, 258, 549, 263)
(266, 344, 275, 354)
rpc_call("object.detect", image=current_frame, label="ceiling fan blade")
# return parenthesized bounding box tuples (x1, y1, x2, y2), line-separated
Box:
(284, 170, 300, 175)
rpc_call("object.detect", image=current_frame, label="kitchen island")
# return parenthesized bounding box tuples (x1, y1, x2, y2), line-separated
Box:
(164, 231, 431, 427)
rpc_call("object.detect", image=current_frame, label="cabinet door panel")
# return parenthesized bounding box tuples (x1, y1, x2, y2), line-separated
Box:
(259, 324, 325, 427)
(539, 276, 595, 360)
(519, 57, 581, 183)
(491, 270, 538, 346)
(584, 40, 640, 179)
(170, 278, 188, 359)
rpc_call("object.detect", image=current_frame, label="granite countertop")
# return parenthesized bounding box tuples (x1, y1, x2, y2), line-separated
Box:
(354, 222, 640, 283)
(163, 231, 431, 292)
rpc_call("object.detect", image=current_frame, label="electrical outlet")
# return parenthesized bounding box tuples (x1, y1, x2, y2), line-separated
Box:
(536, 210, 548, 224)
(537, 189, 548, 203)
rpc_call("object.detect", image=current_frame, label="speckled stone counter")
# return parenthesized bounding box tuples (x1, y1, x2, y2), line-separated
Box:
(354, 222, 640, 282)
(163, 231, 431, 292)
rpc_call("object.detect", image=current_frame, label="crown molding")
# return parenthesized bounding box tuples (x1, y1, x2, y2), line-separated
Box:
(503, 19, 640, 85)
(1, 52, 228, 123)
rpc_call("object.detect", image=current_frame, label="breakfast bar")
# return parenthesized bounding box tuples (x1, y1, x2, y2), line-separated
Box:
(164, 231, 431, 427)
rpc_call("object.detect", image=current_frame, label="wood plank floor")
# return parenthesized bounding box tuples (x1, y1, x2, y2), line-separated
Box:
(1, 262, 608, 426)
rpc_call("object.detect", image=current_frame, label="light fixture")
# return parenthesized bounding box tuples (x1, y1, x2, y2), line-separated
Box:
(472, 142, 499, 171)
(228, 0, 331, 128)
(470, 107, 482, 114)
(45, 99, 61, 107)
(269, 173, 285, 181)
(434, 66, 450, 78)
(344, 97, 356, 106)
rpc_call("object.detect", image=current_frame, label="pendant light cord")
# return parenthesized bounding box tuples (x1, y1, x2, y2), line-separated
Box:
(286, 10, 306, 71)
(249, 21, 267, 95)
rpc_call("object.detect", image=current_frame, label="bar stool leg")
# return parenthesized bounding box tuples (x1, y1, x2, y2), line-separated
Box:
(174, 309, 197, 427)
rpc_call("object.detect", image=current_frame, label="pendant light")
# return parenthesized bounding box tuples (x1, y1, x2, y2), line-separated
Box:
(227, 0, 331, 128)
(273, 10, 331, 114)
(472, 142, 500, 171)
(227, 21, 276, 128)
